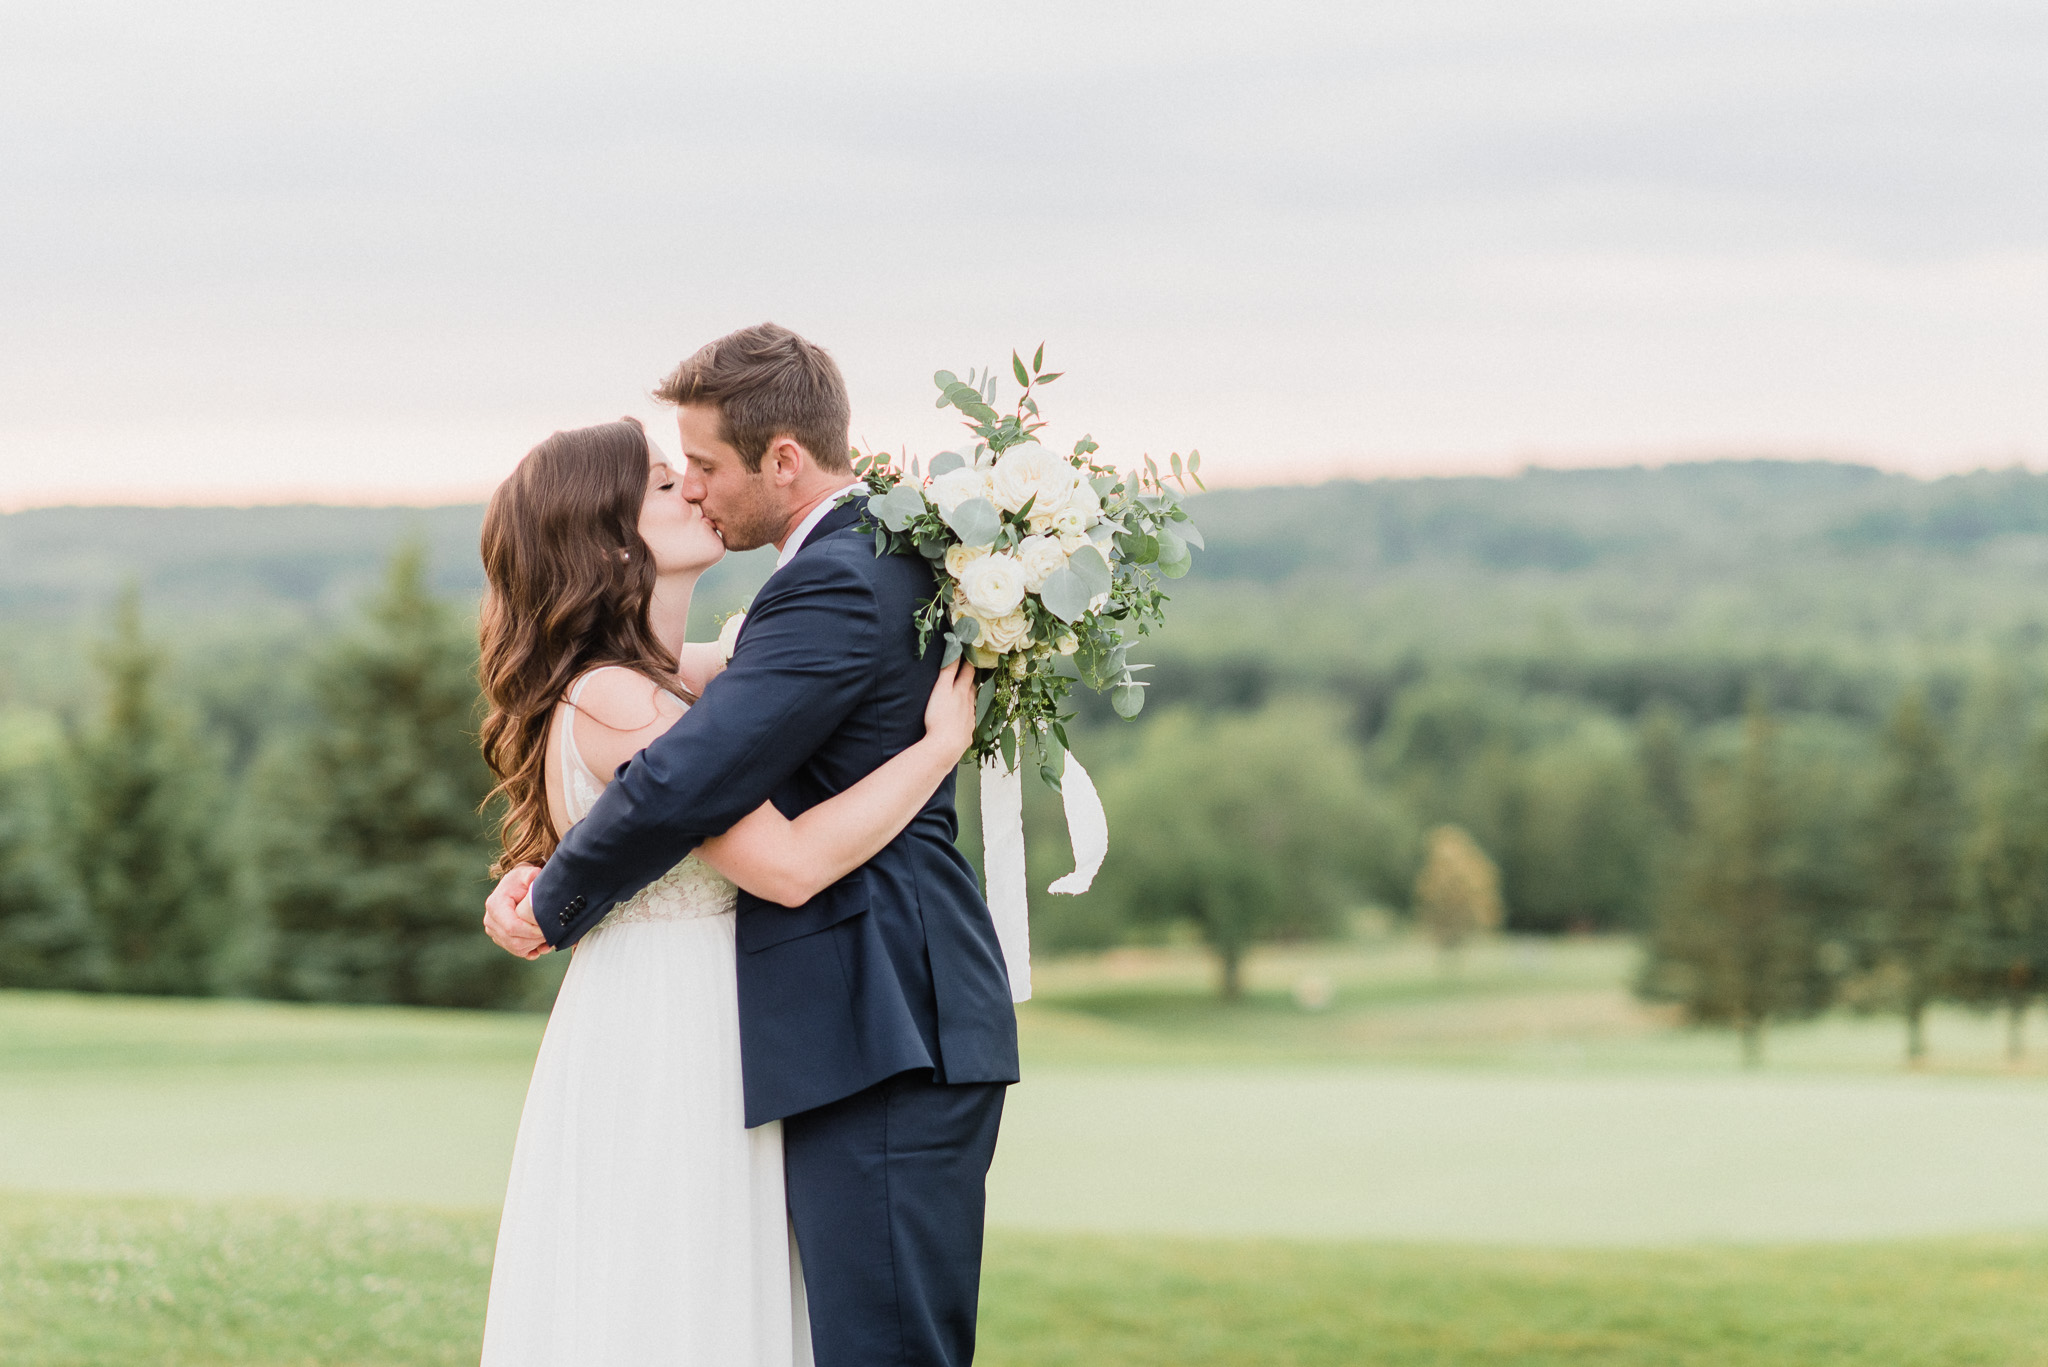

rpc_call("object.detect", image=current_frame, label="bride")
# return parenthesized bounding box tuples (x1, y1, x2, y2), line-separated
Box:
(473, 416, 977, 1365)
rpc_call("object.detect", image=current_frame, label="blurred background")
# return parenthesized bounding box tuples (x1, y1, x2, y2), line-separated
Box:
(5, 3, 2048, 1364)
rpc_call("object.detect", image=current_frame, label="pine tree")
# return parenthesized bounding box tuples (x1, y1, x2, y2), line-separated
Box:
(1639, 701, 1828, 1066)
(1870, 691, 1966, 1065)
(62, 590, 229, 994)
(255, 543, 515, 1007)
(1952, 734, 2048, 1060)
(0, 757, 92, 988)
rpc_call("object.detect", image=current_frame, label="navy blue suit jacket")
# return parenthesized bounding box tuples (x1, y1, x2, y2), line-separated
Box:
(530, 498, 1020, 1126)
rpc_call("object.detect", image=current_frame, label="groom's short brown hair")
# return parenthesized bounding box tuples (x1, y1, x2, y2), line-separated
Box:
(655, 323, 852, 474)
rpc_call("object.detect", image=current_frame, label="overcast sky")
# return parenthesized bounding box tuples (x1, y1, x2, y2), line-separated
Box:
(2, 0, 2043, 505)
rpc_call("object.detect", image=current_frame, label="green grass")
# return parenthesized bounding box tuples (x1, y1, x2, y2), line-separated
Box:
(9, 1190, 2048, 1367)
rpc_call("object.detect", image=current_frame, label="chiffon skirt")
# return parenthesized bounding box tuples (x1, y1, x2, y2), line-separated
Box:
(481, 912, 812, 1366)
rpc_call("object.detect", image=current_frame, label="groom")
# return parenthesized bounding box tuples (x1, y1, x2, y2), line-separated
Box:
(484, 322, 1019, 1366)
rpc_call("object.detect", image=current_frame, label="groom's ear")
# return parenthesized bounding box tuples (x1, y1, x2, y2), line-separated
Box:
(763, 434, 811, 488)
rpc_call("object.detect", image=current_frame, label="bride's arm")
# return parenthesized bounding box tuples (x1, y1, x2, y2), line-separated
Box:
(673, 643, 726, 698)
(696, 663, 979, 907)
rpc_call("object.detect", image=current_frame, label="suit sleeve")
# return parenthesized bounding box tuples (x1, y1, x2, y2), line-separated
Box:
(529, 547, 881, 946)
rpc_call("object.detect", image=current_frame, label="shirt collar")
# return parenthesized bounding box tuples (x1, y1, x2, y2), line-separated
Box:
(776, 483, 867, 570)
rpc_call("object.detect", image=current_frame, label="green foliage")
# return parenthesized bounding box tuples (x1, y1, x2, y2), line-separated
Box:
(1092, 704, 1411, 997)
(61, 591, 233, 995)
(252, 545, 517, 1008)
(1868, 692, 1967, 1062)
(0, 757, 90, 988)
(1951, 732, 2048, 1059)
(1641, 703, 1834, 1064)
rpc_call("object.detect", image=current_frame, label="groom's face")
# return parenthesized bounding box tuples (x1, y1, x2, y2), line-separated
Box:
(675, 403, 787, 552)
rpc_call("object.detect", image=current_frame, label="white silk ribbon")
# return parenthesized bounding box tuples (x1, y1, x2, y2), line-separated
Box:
(979, 752, 1108, 1003)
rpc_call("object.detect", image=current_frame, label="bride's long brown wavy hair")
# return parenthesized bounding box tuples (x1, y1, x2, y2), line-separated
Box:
(478, 417, 691, 874)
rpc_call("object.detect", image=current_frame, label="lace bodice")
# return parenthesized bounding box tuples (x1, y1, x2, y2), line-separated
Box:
(559, 669, 737, 927)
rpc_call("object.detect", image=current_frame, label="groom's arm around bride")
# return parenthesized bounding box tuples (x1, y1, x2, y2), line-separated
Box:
(494, 323, 1017, 1367)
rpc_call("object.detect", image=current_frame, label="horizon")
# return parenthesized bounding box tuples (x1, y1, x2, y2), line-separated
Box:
(0, 449, 2027, 515)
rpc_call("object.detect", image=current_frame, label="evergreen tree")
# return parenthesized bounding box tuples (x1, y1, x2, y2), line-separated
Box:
(62, 591, 230, 994)
(1639, 701, 1829, 1066)
(1952, 735, 2048, 1060)
(1869, 691, 1966, 1064)
(254, 543, 515, 1007)
(0, 758, 92, 988)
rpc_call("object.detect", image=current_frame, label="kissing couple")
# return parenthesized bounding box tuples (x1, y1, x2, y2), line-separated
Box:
(473, 323, 1018, 1366)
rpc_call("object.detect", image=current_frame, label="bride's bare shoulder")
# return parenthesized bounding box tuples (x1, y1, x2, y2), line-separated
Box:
(568, 665, 681, 734)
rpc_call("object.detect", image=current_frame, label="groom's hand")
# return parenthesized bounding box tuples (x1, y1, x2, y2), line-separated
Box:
(483, 864, 550, 959)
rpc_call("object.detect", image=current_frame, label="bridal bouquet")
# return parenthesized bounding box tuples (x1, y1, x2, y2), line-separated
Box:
(854, 347, 1204, 787)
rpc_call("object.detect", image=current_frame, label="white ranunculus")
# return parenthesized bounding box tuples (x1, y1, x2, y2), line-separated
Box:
(929, 466, 988, 515)
(958, 552, 1028, 618)
(965, 642, 1000, 669)
(944, 542, 990, 579)
(1057, 530, 1090, 554)
(1055, 633, 1079, 655)
(1015, 534, 1070, 591)
(989, 443, 1078, 518)
(1008, 654, 1030, 679)
(981, 609, 1032, 653)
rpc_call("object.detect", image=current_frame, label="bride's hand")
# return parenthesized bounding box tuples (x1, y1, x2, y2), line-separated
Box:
(922, 661, 979, 761)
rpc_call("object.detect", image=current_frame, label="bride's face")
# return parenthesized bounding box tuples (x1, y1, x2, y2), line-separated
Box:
(638, 438, 725, 575)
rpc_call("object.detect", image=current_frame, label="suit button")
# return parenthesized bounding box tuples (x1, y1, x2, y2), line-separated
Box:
(566, 895, 587, 914)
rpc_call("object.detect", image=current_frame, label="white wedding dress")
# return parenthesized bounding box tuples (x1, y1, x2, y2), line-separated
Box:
(481, 671, 812, 1366)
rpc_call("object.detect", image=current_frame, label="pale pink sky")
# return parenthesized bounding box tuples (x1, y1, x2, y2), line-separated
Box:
(4, 1, 2042, 509)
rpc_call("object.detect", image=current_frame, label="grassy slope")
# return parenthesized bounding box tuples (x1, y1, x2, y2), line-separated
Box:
(8, 1191, 2048, 1367)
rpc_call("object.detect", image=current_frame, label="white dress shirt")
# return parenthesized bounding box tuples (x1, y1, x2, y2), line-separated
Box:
(775, 483, 868, 570)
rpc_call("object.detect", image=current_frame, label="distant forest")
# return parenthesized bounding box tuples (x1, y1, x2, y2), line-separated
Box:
(10, 461, 2048, 1056)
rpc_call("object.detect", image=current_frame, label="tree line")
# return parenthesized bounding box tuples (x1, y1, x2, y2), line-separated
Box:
(6, 542, 2048, 1062)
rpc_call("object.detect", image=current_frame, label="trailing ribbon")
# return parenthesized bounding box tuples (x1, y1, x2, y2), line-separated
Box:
(979, 753, 1108, 1003)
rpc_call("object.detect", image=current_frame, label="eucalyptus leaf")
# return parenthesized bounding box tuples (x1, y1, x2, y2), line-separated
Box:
(1065, 543, 1112, 595)
(1177, 519, 1205, 550)
(953, 614, 980, 644)
(1036, 566, 1092, 623)
(1160, 554, 1191, 579)
(941, 636, 963, 668)
(934, 370, 959, 389)
(929, 449, 966, 477)
(943, 497, 1001, 547)
(873, 483, 929, 533)
(1156, 527, 1187, 565)
(1012, 352, 1030, 388)
(1112, 683, 1147, 719)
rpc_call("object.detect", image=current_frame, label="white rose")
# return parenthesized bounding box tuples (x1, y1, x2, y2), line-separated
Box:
(1057, 530, 1089, 554)
(944, 542, 990, 579)
(929, 466, 988, 516)
(981, 609, 1032, 653)
(1014, 534, 1070, 592)
(958, 552, 1028, 618)
(965, 642, 1000, 670)
(989, 443, 1078, 518)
